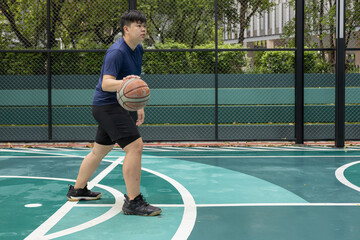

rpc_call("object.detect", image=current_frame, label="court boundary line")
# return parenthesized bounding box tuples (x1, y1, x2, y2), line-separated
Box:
(4, 147, 359, 239)
(154, 203, 360, 207)
(3, 148, 197, 240)
(24, 156, 124, 239)
(141, 155, 360, 158)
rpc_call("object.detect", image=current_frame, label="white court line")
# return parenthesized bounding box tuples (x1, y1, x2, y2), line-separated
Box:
(0, 148, 124, 160)
(304, 146, 334, 151)
(214, 147, 239, 151)
(1, 175, 124, 239)
(0, 156, 70, 158)
(194, 147, 221, 151)
(13, 147, 48, 152)
(256, 147, 298, 151)
(0, 156, 121, 159)
(196, 203, 360, 207)
(348, 146, 360, 149)
(335, 160, 360, 193)
(143, 147, 174, 152)
(44, 147, 89, 152)
(142, 166, 196, 240)
(221, 147, 252, 151)
(25, 156, 124, 239)
(161, 147, 192, 151)
(3, 149, 360, 159)
(343, 148, 360, 151)
(9, 148, 196, 240)
(247, 147, 281, 151)
(279, 146, 317, 151)
(43, 182, 124, 239)
(163, 146, 223, 152)
(0, 149, 84, 158)
(142, 155, 360, 159)
(74, 204, 115, 207)
(177, 147, 209, 152)
(146, 203, 360, 207)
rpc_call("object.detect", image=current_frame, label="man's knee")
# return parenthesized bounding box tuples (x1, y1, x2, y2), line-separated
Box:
(117, 135, 142, 149)
(92, 143, 114, 159)
(123, 137, 143, 153)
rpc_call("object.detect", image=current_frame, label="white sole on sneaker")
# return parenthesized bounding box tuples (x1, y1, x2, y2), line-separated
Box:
(67, 193, 102, 201)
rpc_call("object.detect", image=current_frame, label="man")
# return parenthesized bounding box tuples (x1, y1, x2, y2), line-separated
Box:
(66, 10, 161, 216)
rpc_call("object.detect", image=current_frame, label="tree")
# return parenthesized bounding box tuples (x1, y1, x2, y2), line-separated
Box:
(235, 0, 275, 44)
(282, 0, 359, 65)
(138, 0, 216, 48)
(0, 0, 46, 48)
(0, 0, 127, 49)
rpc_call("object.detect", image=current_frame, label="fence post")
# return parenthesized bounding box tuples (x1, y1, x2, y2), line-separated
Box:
(215, 0, 219, 140)
(295, 0, 304, 144)
(129, 0, 137, 10)
(47, 0, 52, 141)
(335, 0, 346, 148)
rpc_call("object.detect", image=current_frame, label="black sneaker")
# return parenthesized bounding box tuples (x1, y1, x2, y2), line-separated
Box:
(122, 194, 162, 216)
(67, 185, 102, 201)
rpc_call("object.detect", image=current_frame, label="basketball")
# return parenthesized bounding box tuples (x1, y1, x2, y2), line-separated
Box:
(116, 78, 150, 111)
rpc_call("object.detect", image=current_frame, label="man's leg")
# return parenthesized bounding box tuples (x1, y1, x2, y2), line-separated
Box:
(122, 137, 143, 200)
(74, 142, 114, 189)
(121, 137, 162, 216)
(67, 143, 114, 201)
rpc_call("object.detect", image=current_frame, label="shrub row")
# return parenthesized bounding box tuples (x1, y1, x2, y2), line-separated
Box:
(1, 43, 347, 75)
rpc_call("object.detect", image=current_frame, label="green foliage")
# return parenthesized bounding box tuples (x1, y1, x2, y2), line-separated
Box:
(0, 52, 46, 74)
(259, 51, 294, 73)
(218, 44, 247, 73)
(51, 52, 104, 75)
(346, 62, 360, 73)
(304, 51, 333, 73)
(143, 42, 247, 74)
(139, 0, 215, 47)
(0, 51, 104, 75)
(256, 50, 333, 74)
(189, 43, 215, 74)
(143, 41, 191, 74)
(1, 45, 337, 76)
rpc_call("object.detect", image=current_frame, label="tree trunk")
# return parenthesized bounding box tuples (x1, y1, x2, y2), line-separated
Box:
(328, 0, 336, 67)
(237, 1, 247, 44)
(319, 0, 325, 59)
(50, 0, 66, 48)
(237, 0, 261, 44)
(0, 0, 32, 48)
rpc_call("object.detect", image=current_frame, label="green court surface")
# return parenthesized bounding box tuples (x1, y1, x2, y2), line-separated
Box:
(1, 146, 360, 239)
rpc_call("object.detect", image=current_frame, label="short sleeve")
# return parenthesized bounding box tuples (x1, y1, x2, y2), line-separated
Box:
(103, 50, 123, 77)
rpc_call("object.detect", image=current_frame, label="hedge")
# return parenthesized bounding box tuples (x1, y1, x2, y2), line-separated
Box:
(2, 44, 355, 75)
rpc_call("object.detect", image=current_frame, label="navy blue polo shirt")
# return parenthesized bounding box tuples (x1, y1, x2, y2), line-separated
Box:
(93, 37, 143, 105)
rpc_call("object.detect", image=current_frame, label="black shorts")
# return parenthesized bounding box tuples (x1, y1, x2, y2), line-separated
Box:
(92, 104, 140, 148)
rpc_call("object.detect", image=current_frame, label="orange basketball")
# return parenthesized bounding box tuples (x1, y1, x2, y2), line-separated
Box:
(116, 78, 150, 111)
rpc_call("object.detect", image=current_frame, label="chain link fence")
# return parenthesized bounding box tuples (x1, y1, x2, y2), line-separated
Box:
(0, 0, 359, 142)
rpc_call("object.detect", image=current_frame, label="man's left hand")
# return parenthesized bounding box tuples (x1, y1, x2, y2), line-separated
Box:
(136, 108, 145, 126)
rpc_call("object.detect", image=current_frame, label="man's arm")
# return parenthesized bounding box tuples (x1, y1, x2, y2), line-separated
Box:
(101, 74, 140, 92)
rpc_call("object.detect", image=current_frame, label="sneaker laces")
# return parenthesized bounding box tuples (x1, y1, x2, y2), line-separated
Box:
(137, 194, 150, 207)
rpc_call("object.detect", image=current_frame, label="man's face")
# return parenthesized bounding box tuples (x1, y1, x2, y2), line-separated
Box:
(124, 21, 146, 43)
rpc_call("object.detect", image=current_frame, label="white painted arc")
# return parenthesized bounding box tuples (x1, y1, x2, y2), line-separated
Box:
(16, 150, 196, 240)
(141, 167, 197, 240)
(44, 183, 124, 239)
(24, 157, 124, 239)
(335, 160, 360, 192)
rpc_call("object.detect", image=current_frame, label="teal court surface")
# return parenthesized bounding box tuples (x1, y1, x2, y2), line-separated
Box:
(2, 145, 360, 239)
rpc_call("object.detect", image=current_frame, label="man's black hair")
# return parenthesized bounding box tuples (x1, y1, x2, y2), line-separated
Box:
(120, 10, 147, 35)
